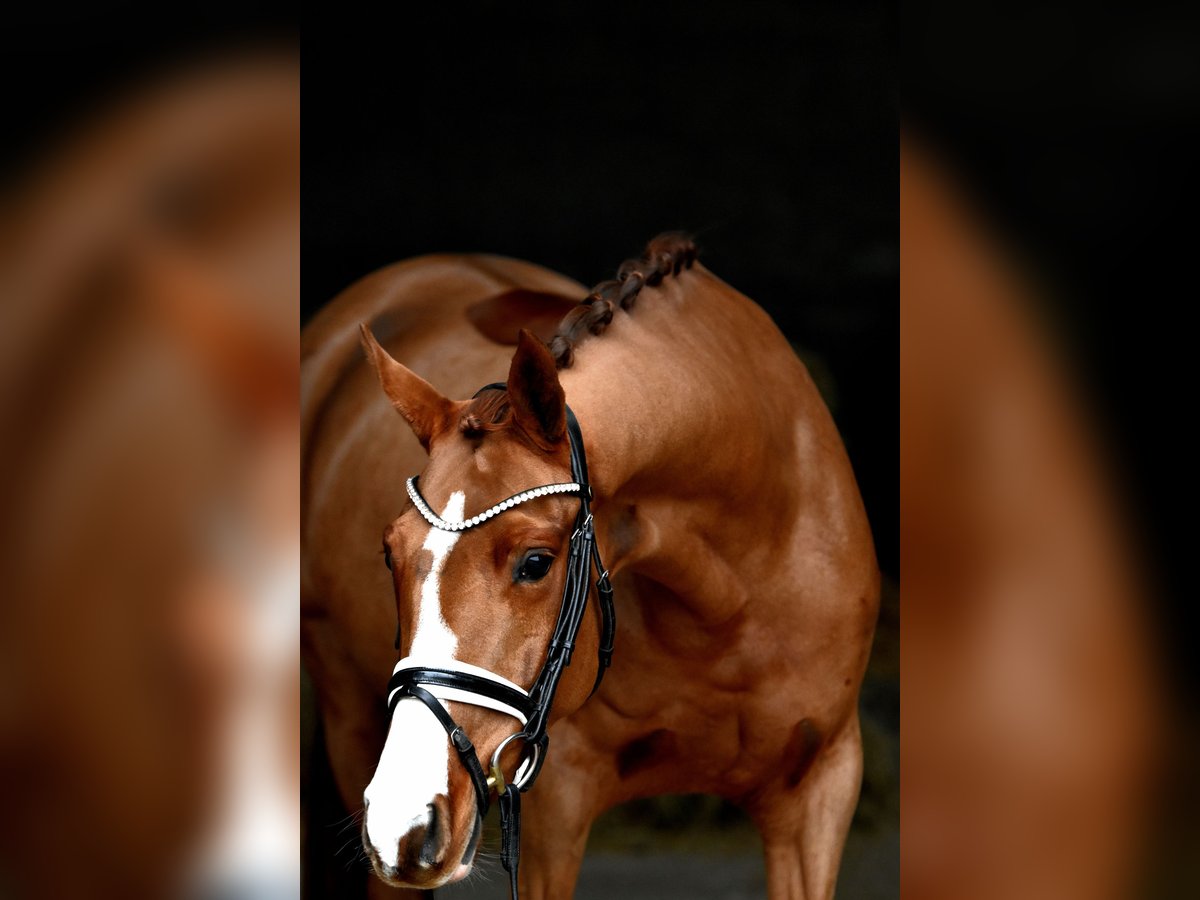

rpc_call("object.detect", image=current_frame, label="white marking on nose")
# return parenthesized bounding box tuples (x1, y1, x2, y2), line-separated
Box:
(364, 491, 465, 868)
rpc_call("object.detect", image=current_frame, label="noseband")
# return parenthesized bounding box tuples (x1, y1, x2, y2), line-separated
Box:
(384, 385, 615, 899)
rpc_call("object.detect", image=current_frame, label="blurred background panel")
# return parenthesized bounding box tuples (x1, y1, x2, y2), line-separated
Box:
(0, 11, 298, 900)
(302, 3, 896, 898)
(904, 3, 1200, 898)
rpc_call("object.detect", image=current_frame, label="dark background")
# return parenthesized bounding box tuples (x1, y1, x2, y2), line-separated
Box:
(302, 1, 898, 580)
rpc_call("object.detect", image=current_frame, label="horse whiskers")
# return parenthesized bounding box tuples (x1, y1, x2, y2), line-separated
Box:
(334, 834, 365, 861)
(461, 853, 501, 886)
(329, 809, 363, 838)
(351, 843, 373, 872)
(334, 816, 373, 869)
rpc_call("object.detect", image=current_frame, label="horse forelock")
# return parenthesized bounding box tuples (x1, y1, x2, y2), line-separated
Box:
(455, 391, 574, 470)
(457, 389, 510, 438)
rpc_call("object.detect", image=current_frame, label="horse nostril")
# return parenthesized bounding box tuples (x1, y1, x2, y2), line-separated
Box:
(393, 796, 453, 873)
(418, 793, 452, 867)
(387, 792, 453, 873)
(418, 803, 439, 865)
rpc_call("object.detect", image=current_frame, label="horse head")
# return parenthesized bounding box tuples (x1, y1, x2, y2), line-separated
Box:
(357, 325, 604, 889)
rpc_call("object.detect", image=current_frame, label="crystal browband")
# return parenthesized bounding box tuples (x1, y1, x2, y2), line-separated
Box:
(406, 476, 583, 532)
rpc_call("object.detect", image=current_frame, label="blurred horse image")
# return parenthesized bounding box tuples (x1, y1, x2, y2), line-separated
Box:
(900, 139, 1163, 899)
(0, 50, 299, 899)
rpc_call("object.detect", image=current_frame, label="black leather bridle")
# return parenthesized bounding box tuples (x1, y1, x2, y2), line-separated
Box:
(385, 384, 615, 899)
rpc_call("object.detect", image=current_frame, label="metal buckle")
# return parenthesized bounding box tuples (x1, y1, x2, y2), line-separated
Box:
(571, 513, 594, 542)
(449, 725, 472, 753)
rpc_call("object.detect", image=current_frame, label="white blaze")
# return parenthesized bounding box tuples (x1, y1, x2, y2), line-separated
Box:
(364, 491, 465, 867)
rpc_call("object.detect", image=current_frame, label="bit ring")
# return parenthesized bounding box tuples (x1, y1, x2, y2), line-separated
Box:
(488, 732, 540, 795)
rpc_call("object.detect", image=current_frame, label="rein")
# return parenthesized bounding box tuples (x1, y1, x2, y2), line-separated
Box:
(385, 384, 615, 899)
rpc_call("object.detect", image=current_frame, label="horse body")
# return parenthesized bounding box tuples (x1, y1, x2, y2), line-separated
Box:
(302, 240, 877, 899)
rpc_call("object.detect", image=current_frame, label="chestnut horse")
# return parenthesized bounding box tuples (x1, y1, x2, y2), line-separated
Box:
(301, 234, 878, 899)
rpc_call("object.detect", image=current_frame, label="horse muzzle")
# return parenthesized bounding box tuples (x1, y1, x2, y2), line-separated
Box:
(363, 791, 481, 888)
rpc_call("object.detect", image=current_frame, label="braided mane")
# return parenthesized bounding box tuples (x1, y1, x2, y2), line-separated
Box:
(459, 232, 697, 438)
(549, 231, 697, 369)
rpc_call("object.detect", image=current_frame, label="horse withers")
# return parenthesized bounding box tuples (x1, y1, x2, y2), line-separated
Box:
(301, 235, 878, 899)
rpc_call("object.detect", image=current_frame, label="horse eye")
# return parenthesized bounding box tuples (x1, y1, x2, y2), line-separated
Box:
(516, 552, 554, 582)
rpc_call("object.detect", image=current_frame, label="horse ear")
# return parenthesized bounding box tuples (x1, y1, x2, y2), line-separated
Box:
(359, 324, 453, 451)
(507, 329, 566, 450)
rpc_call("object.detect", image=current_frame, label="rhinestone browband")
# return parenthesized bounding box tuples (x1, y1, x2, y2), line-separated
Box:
(405, 476, 583, 532)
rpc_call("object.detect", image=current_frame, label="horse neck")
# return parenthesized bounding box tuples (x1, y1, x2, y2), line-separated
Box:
(560, 265, 837, 623)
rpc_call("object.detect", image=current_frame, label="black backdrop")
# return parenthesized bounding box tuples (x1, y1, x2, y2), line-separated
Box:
(303, 2, 898, 578)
